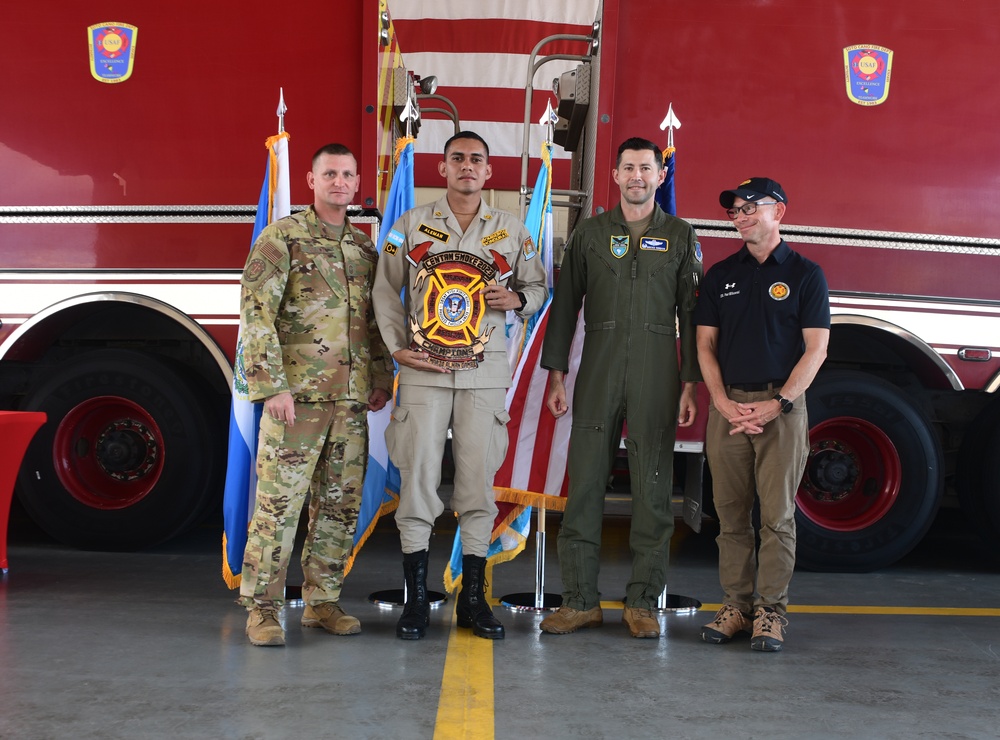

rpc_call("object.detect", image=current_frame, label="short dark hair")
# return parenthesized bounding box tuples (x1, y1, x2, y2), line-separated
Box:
(443, 131, 490, 160)
(312, 143, 355, 167)
(616, 137, 663, 169)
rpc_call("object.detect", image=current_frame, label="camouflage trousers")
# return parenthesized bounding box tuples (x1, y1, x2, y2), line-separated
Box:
(239, 399, 368, 609)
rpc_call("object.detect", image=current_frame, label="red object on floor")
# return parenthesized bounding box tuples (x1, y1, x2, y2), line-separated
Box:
(0, 411, 47, 572)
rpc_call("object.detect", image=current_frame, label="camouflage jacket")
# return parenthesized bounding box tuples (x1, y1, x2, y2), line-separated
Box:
(240, 206, 394, 403)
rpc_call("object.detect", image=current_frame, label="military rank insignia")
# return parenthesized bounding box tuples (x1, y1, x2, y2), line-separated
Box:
(610, 235, 629, 259)
(405, 243, 513, 369)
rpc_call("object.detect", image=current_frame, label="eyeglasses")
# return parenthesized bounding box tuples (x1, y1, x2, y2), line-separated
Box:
(725, 201, 778, 219)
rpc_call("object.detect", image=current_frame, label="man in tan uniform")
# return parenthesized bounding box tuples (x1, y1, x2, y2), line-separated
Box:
(373, 131, 547, 640)
(238, 143, 394, 646)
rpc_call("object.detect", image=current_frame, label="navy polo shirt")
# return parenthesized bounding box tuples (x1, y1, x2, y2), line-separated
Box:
(694, 240, 830, 385)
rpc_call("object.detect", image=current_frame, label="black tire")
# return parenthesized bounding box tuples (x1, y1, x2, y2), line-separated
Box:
(797, 370, 943, 571)
(17, 349, 226, 549)
(956, 394, 1000, 549)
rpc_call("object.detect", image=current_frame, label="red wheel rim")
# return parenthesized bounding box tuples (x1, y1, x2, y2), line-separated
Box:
(52, 396, 165, 509)
(797, 417, 901, 532)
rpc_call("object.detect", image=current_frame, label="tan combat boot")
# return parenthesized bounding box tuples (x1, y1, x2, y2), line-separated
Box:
(539, 606, 604, 634)
(246, 606, 285, 647)
(301, 602, 361, 635)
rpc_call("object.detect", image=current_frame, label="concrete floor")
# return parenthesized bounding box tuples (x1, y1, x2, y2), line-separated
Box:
(2, 497, 999, 740)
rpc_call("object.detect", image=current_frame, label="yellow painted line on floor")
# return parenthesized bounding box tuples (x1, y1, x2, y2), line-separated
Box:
(698, 602, 1000, 617)
(433, 602, 495, 740)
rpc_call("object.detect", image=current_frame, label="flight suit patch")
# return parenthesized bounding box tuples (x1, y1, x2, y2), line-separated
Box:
(610, 235, 629, 259)
(640, 237, 668, 251)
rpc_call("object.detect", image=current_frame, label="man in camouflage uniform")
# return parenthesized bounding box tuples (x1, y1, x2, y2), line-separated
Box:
(372, 131, 547, 640)
(238, 143, 394, 647)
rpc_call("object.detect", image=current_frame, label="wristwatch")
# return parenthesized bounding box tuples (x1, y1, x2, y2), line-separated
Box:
(515, 291, 527, 311)
(774, 393, 794, 414)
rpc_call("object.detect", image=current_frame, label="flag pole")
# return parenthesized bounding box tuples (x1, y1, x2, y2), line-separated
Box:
(498, 104, 564, 612)
(652, 102, 700, 615)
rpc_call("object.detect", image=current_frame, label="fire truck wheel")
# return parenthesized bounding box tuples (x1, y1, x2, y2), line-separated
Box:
(796, 370, 943, 572)
(16, 349, 225, 550)
(956, 395, 1000, 551)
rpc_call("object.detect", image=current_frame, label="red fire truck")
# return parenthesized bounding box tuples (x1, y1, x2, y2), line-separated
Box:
(541, 0, 1000, 570)
(0, 0, 413, 549)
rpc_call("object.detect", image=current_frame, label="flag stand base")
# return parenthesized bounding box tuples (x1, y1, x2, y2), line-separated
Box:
(621, 589, 702, 615)
(368, 586, 447, 609)
(500, 591, 562, 611)
(500, 508, 561, 612)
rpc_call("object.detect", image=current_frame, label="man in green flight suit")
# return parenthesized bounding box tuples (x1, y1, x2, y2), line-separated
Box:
(539, 137, 702, 639)
(238, 143, 394, 646)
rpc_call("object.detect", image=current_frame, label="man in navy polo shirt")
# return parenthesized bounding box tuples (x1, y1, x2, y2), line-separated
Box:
(694, 177, 829, 651)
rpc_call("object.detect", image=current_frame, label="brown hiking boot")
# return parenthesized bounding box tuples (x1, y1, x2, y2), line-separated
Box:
(701, 603, 753, 644)
(622, 606, 660, 638)
(302, 602, 361, 635)
(750, 606, 788, 652)
(246, 607, 285, 647)
(539, 606, 603, 634)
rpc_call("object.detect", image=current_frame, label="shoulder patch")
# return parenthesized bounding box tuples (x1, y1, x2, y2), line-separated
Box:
(417, 223, 450, 243)
(522, 236, 536, 260)
(695, 242, 703, 263)
(383, 228, 405, 255)
(257, 240, 283, 265)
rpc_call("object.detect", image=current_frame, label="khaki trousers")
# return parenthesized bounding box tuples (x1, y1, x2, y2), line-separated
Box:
(386, 385, 509, 556)
(705, 387, 809, 615)
(239, 400, 367, 609)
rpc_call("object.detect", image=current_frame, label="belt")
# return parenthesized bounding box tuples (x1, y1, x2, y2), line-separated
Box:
(728, 380, 785, 392)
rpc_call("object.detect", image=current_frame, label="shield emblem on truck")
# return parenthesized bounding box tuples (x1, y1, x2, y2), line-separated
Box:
(843, 44, 893, 106)
(88, 23, 138, 83)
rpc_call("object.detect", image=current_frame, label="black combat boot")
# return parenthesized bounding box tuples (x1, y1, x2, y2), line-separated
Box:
(396, 550, 431, 640)
(456, 554, 505, 639)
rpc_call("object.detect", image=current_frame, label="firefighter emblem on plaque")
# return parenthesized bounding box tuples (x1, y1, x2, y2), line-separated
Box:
(406, 243, 513, 369)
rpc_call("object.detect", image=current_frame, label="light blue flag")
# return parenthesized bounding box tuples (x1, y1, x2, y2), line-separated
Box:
(222, 132, 290, 588)
(345, 138, 415, 574)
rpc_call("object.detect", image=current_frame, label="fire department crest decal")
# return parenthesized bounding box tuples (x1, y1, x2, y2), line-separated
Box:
(406, 243, 513, 369)
(88, 23, 138, 83)
(843, 44, 893, 106)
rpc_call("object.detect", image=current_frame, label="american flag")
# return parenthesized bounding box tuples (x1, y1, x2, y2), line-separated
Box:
(389, 0, 601, 191)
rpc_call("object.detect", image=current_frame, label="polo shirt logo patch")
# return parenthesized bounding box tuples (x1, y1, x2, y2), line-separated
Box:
(610, 235, 629, 259)
(418, 223, 450, 243)
(640, 237, 668, 251)
(769, 282, 790, 301)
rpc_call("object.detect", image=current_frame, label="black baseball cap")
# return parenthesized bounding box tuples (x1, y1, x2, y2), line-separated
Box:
(719, 177, 787, 208)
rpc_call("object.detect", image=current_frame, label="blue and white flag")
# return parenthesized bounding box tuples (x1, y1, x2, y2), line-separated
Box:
(344, 137, 415, 574)
(222, 132, 290, 588)
(505, 141, 555, 373)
